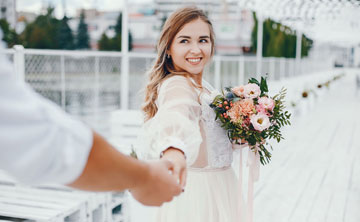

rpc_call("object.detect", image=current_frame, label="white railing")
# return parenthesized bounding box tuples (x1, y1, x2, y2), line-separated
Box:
(1, 46, 333, 137)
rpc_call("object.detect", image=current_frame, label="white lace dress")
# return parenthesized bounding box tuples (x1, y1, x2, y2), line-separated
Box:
(138, 75, 242, 222)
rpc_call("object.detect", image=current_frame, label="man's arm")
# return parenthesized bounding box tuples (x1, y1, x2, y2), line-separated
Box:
(68, 132, 182, 206)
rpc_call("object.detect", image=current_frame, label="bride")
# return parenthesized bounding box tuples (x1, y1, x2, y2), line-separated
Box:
(138, 6, 243, 222)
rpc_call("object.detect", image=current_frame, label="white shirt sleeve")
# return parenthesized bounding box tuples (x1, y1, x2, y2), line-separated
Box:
(140, 75, 202, 166)
(0, 57, 93, 185)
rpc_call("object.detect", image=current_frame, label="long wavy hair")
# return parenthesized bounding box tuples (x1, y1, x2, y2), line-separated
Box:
(142, 6, 215, 121)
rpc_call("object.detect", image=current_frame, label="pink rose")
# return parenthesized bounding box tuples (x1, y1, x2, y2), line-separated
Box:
(250, 113, 271, 131)
(258, 97, 275, 111)
(242, 117, 251, 128)
(244, 83, 261, 99)
(232, 86, 245, 97)
(256, 104, 266, 114)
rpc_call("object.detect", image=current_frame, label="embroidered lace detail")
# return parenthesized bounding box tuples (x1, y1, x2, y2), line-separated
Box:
(200, 90, 233, 168)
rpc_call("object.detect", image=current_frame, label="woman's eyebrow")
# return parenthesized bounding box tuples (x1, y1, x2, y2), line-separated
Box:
(177, 35, 210, 39)
(177, 35, 191, 39)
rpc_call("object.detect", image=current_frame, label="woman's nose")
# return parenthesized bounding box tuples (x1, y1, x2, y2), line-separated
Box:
(190, 43, 201, 54)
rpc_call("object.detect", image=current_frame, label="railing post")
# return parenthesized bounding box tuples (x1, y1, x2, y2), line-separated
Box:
(296, 29, 302, 76)
(280, 57, 286, 80)
(214, 56, 221, 90)
(121, 0, 129, 110)
(60, 54, 66, 109)
(238, 56, 244, 85)
(256, 15, 264, 78)
(94, 56, 100, 121)
(269, 57, 275, 80)
(13, 45, 25, 82)
(292, 59, 296, 77)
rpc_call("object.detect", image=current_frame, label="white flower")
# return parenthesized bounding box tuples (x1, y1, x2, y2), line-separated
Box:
(250, 113, 271, 131)
(244, 83, 261, 99)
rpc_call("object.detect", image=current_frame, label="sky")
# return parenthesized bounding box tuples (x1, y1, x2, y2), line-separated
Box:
(17, 0, 150, 18)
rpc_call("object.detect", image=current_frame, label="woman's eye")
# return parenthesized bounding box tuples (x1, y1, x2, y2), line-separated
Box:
(180, 39, 189, 43)
(200, 39, 208, 43)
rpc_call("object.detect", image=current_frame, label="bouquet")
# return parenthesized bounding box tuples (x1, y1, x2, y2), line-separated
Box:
(210, 77, 291, 165)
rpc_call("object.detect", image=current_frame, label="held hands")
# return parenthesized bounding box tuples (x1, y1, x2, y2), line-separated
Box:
(161, 147, 187, 189)
(131, 160, 182, 206)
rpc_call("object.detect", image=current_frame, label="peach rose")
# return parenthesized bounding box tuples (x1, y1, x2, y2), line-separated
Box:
(227, 101, 242, 123)
(239, 98, 255, 117)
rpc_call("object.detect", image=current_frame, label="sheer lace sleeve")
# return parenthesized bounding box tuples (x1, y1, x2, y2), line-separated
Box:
(141, 75, 202, 166)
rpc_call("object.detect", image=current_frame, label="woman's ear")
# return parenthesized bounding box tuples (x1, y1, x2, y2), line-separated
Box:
(166, 51, 171, 59)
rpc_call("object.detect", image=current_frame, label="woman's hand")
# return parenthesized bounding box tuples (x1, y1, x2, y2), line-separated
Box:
(239, 138, 248, 145)
(232, 138, 248, 150)
(161, 147, 187, 190)
(130, 160, 182, 206)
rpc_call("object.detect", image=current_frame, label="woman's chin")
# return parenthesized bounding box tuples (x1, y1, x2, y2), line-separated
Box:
(186, 69, 203, 75)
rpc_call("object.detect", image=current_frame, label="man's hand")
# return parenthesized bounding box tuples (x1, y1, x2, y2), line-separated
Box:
(130, 159, 182, 206)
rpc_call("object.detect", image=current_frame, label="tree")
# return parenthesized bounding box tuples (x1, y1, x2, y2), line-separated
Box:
(21, 7, 61, 49)
(98, 12, 133, 51)
(76, 10, 90, 49)
(58, 16, 75, 50)
(98, 33, 112, 51)
(0, 19, 19, 47)
(250, 12, 312, 58)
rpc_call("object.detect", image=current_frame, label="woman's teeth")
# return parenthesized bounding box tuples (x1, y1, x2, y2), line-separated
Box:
(187, 58, 201, 63)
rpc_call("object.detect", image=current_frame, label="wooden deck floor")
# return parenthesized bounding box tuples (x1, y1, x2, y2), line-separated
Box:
(253, 69, 360, 222)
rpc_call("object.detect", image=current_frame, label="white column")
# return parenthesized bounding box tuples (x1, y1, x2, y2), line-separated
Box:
(214, 56, 221, 90)
(121, 0, 129, 110)
(256, 14, 264, 78)
(296, 30, 302, 76)
(13, 45, 25, 81)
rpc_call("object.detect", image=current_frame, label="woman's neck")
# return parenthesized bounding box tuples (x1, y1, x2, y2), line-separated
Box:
(192, 74, 203, 86)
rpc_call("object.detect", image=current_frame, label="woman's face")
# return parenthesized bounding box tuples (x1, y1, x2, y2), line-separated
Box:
(168, 18, 212, 76)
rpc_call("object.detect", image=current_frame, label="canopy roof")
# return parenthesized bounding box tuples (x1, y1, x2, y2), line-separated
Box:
(237, 0, 360, 45)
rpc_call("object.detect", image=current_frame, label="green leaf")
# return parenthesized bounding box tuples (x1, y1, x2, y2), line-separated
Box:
(260, 76, 269, 93)
(248, 78, 260, 85)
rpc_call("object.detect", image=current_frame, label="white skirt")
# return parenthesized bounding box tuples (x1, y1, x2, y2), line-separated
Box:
(156, 166, 244, 222)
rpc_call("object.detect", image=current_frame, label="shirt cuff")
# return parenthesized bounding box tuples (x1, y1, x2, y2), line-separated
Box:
(157, 136, 188, 159)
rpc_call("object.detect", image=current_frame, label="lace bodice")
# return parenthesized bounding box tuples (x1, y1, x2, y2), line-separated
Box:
(198, 81, 233, 168)
(138, 75, 233, 169)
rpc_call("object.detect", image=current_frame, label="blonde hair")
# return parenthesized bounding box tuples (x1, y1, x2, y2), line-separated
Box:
(142, 6, 215, 121)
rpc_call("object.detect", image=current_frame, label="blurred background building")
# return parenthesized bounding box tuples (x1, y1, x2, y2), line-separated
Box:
(0, 0, 16, 28)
